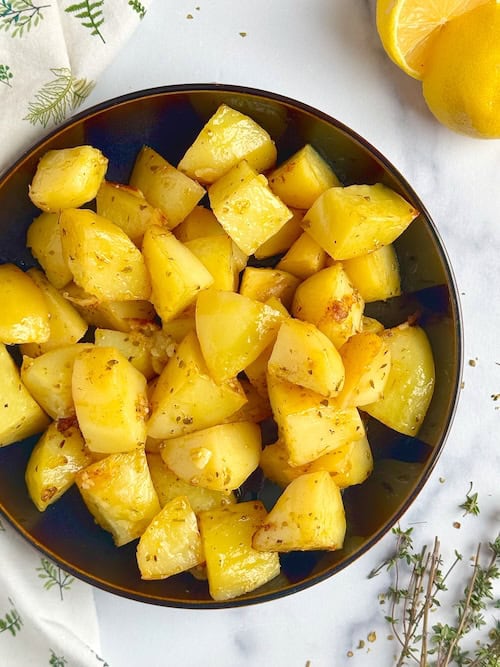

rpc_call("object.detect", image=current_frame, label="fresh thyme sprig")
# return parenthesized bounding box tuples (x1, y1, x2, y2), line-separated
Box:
(368, 489, 499, 666)
(459, 482, 480, 517)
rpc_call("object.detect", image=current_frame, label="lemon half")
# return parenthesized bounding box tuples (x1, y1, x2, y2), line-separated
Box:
(422, 2, 500, 138)
(376, 0, 490, 80)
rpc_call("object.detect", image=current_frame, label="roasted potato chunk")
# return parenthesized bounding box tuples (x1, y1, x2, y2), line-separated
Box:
(96, 180, 168, 246)
(0, 264, 50, 345)
(147, 453, 236, 511)
(26, 212, 73, 289)
(363, 323, 435, 436)
(342, 244, 401, 303)
(196, 288, 284, 383)
(137, 495, 204, 580)
(267, 374, 365, 466)
(21, 343, 93, 419)
(253, 471, 346, 552)
(178, 103, 277, 184)
(76, 448, 160, 546)
(198, 500, 280, 601)
(130, 146, 205, 228)
(72, 346, 149, 454)
(268, 318, 345, 397)
(302, 183, 419, 260)
(20, 268, 88, 357)
(25, 421, 92, 511)
(268, 144, 340, 209)
(0, 343, 49, 447)
(147, 330, 247, 439)
(292, 264, 364, 349)
(142, 224, 213, 323)
(160, 421, 261, 493)
(336, 332, 391, 408)
(60, 208, 151, 301)
(29, 146, 108, 212)
(209, 159, 292, 256)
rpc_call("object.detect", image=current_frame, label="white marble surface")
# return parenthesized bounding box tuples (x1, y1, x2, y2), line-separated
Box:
(56, 0, 500, 664)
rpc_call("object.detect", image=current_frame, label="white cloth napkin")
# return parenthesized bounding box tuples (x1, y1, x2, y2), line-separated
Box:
(0, 0, 153, 176)
(1, 1, 154, 663)
(1, 518, 107, 666)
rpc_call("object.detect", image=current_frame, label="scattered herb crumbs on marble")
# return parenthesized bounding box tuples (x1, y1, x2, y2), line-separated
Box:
(186, 13, 193, 19)
(239, 31, 247, 37)
(357, 639, 365, 649)
(492, 393, 500, 401)
(453, 521, 461, 529)
(439, 477, 446, 483)
(469, 358, 477, 367)
(346, 651, 354, 658)
(367, 632, 377, 643)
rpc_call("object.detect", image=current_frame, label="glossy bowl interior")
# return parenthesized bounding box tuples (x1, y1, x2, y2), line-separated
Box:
(0, 84, 462, 608)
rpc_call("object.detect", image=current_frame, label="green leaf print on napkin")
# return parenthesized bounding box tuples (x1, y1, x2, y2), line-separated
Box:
(65, 0, 105, 43)
(0, 64, 13, 86)
(0, 0, 48, 38)
(37, 557, 75, 600)
(49, 649, 67, 666)
(0, 598, 23, 637)
(24, 67, 94, 127)
(128, 0, 146, 19)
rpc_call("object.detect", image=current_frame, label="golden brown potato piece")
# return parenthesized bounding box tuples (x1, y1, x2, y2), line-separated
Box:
(96, 180, 168, 246)
(60, 209, 151, 301)
(178, 103, 277, 184)
(130, 146, 205, 228)
(29, 146, 108, 212)
(25, 421, 93, 511)
(198, 500, 280, 601)
(137, 495, 204, 580)
(26, 212, 73, 289)
(146, 453, 236, 511)
(363, 323, 435, 436)
(302, 183, 419, 260)
(268, 318, 345, 398)
(268, 144, 340, 209)
(195, 288, 284, 383)
(0, 343, 49, 447)
(160, 421, 261, 493)
(142, 224, 213, 323)
(20, 268, 88, 357)
(72, 346, 149, 454)
(253, 471, 346, 552)
(147, 330, 247, 439)
(267, 374, 365, 467)
(209, 160, 292, 256)
(21, 343, 93, 419)
(292, 264, 364, 349)
(76, 448, 160, 547)
(0, 264, 50, 345)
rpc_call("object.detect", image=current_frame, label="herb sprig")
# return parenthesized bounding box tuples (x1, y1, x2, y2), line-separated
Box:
(368, 486, 499, 666)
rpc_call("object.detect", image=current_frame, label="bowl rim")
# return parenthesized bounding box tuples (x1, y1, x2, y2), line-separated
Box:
(0, 83, 464, 608)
